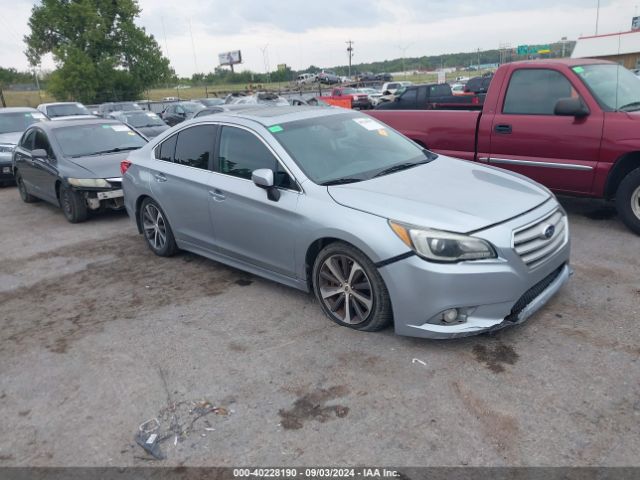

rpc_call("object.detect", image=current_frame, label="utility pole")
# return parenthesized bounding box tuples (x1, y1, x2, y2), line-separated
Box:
(477, 48, 481, 72)
(260, 44, 270, 84)
(561, 36, 568, 57)
(188, 19, 199, 74)
(346, 40, 354, 79)
(595, 0, 600, 35)
(398, 43, 413, 79)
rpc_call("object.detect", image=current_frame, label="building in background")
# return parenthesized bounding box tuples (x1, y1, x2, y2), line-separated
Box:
(572, 30, 640, 69)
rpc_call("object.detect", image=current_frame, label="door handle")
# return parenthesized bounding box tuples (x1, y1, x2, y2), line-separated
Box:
(495, 124, 512, 134)
(153, 172, 167, 182)
(208, 189, 226, 201)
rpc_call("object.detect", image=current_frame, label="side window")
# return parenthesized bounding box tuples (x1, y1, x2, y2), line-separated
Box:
(176, 106, 184, 114)
(400, 88, 417, 104)
(503, 69, 576, 115)
(34, 130, 54, 158)
(21, 130, 36, 150)
(218, 126, 295, 189)
(173, 125, 216, 169)
(416, 87, 427, 105)
(156, 134, 177, 162)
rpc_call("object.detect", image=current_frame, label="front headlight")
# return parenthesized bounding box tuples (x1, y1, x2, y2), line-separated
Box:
(0, 144, 15, 154)
(389, 220, 497, 262)
(67, 178, 111, 188)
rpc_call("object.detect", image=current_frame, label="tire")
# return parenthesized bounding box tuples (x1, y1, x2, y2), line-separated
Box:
(59, 185, 88, 223)
(616, 167, 640, 235)
(312, 242, 392, 332)
(139, 198, 177, 257)
(16, 172, 37, 203)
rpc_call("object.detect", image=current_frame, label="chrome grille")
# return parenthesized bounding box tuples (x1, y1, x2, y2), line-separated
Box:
(513, 209, 568, 269)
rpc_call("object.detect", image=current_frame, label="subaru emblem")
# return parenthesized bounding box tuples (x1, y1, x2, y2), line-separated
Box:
(542, 224, 555, 239)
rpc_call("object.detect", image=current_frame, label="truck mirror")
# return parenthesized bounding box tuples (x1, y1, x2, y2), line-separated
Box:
(554, 97, 589, 117)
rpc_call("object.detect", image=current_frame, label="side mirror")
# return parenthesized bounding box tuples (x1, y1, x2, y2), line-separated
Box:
(252, 168, 280, 201)
(554, 97, 589, 117)
(32, 149, 48, 160)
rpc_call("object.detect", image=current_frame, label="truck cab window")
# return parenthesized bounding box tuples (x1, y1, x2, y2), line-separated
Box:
(503, 69, 576, 115)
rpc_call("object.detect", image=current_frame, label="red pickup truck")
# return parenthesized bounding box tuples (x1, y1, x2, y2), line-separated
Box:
(368, 58, 640, 234)
(320, 87, 372, 110)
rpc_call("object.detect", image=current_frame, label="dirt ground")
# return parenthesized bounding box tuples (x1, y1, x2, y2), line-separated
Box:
(0, 185, 639, 467)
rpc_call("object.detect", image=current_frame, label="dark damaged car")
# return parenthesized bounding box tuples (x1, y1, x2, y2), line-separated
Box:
(13, 118, 147, 222)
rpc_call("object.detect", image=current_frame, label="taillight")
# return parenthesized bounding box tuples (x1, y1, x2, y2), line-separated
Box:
(120, 159, 132, 175)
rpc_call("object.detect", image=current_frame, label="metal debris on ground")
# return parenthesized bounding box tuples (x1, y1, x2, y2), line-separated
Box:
(133, 399, 232, 460)
(412, 358, 427, 366)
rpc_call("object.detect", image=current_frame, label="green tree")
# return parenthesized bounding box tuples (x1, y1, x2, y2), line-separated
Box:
(24, 0, 173, 102)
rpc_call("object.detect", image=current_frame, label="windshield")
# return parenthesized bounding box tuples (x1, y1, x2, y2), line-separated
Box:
(199, 98, 224, 107)
(112, 102, 141, 111)
(54, 123, 147, 157)
(573, 64, 640, 111)
(270, 113, 432, 185)
(47, 103, 90, 118)
(123, 111, 165, 127)
(0, 111, 47, 134)
(181, 102, 205, 113)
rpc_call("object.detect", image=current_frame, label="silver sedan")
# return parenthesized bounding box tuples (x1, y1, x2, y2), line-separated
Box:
(122, 107, 571, 339)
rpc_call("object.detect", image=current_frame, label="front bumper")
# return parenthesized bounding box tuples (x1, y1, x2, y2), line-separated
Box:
(378, 202, 571, 339)
(0, 156, 14, 183)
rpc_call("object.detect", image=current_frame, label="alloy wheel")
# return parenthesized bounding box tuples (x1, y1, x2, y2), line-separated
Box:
(318, 254, 373, 325)
(631, 185, 640, 220)
(142, 203, 167, 251)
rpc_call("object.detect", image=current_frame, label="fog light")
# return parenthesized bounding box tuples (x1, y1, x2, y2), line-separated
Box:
(442, 308, 459, 324)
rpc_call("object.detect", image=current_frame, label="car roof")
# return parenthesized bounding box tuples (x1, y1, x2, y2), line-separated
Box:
(38, 102, 84, 107)
(508, 58, 614, 67)
(198, 106, 352, 127)
(32, 118, 121, 131)
(0, 107, 39, 113)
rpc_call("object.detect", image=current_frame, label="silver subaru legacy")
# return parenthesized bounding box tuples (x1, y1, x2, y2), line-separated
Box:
(122, 107, 571, 339)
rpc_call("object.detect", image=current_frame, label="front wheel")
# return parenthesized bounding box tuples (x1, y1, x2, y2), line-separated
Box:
(59, 185, 88, 223)
(139, 198, 177, 256)
(312, 242, 392, 332)
(16, 172, 37, 203)
(616, 168, 640, 235)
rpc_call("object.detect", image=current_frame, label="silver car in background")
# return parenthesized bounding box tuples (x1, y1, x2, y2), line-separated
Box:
(122, 107, 571, 339)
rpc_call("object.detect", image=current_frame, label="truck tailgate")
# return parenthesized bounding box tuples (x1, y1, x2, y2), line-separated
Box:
(367, 110, 481, 161)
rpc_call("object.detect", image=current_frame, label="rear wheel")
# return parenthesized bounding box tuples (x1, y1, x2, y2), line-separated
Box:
(616, 168, 640, 235)
(16, 172, 37, 203)
(140, 198, 177, 256)
(59, 185, 88, 223)
(312, 242, 392, 332)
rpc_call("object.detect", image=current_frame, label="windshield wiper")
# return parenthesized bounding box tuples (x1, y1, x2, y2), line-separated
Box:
(618, 101, 640, 112)
(81, 146, 140, 156)
(321, 178, 363, 186)
(373, 159, 431, 178)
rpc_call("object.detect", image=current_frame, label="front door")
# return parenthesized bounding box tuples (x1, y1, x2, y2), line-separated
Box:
(486, 67, 603, 194)
(207, 125, 301, 278)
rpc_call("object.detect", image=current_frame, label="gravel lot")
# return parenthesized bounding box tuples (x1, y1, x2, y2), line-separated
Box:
(0, 184, 638, 467)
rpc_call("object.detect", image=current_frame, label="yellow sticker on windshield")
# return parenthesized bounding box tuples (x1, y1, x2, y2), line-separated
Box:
(377, 129, 388, 136)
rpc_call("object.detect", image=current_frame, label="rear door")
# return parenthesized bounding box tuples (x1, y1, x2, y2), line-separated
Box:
(485, 67, 602, 194)
(149, 124, 218, 250)
(206, 125, 301, 277)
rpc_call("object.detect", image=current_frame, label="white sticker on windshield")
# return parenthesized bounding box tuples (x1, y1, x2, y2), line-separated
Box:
(146, 113, 157, 117)
(353, 118, 385, 131)
(112, 125, 131, 131)
(30, 113, 46, 119)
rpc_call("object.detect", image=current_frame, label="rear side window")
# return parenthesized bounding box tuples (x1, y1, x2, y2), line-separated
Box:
(156, 134, 177, 162)
(173, 125, 216, 169)
(430, 84, 450, 96)
(503, 69, 576, 115)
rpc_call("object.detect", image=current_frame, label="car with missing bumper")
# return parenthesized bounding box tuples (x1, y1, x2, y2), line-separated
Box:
(122, 107, 570, 339)
(0, 107, 48, 186)
(13, 118, 147, 223)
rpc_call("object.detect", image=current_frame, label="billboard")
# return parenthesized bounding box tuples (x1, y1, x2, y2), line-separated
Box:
(218, 50, 242, 66)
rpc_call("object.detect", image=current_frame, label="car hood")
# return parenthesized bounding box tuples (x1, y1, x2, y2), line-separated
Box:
(327, 156, 551, 233)
(66, 151, 131, 178)
(0, 132, 22, 146)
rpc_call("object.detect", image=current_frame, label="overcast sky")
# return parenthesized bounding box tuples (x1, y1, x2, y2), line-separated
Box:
(0, 0, 639, 76)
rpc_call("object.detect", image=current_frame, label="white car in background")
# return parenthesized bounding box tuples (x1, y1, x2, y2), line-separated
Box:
(37, 102, 98, 121)
(296, 73, 317, 85)
(357, 87, 383, 106)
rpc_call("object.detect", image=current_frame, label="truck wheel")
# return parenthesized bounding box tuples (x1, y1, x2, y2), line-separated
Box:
(59, 185, 88, 223)
(312, 242, 392, 332)
(616, 167, 640, 235)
